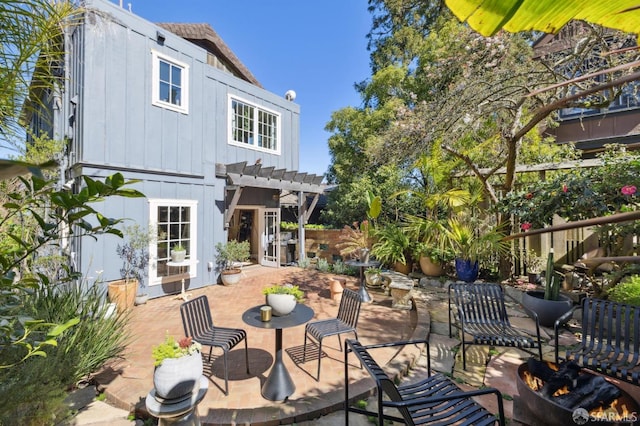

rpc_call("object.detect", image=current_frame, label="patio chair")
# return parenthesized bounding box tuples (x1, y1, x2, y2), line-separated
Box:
(344, 338, 505, 425)
(303, 287, 361, 380)
(180, 295, 249, 395)
(448, 282, 542, 370)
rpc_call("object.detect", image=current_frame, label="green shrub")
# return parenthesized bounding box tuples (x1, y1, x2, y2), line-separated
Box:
(316, 258, 330, 272)
(332, 259, 348, 274)
(608, 275, 640, 306)
(0, 279, 130, 425)
(297, 257, 312, 269)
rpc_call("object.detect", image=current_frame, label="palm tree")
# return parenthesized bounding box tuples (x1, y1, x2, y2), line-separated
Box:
(1, 0, 77, 147)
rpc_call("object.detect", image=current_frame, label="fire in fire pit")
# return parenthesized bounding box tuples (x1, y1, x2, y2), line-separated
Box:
(516, 359, 639, 425)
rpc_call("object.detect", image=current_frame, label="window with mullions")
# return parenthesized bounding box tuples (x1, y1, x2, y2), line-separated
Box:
(229, 96, 280, 153)
(152, 50, 189, 114)
(149, 199, 198, 285)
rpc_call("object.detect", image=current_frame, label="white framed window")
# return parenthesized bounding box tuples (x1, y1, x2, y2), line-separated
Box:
(228, 95, 281, 154)
(151, 50, 189, 114)
(149, 199, 198, 285)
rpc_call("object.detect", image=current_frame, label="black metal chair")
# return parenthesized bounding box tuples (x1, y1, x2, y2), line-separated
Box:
(303, 287, 361, 380)
(344, 338, 505, 425)
(449, 282, 542, 370)
(180, 295, 249, 395)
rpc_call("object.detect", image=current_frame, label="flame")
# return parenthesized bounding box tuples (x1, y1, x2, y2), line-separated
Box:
(522, 367, 631, 421)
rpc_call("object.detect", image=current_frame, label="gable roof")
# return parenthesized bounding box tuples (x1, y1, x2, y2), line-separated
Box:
(157, 23, 262, 88)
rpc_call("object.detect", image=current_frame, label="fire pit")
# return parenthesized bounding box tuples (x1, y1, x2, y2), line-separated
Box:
(516, 360, 639, 425)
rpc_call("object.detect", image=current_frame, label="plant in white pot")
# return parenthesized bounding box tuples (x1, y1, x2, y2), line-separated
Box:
(108, 224, 153, 311)
(215, 239, 250, 285)
(170, 243, 187, 262)
(263, 283, 305, 316)
(152, 334, 203, 400)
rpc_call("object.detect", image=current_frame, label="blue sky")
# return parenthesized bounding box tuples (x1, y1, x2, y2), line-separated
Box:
(127, 0, 372, 177)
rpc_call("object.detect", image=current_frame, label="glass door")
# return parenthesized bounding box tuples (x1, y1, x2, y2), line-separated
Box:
(261, 208, 280, 267)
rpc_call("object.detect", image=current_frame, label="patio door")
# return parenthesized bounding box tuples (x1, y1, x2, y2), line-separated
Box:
(261, 208, 280, 267)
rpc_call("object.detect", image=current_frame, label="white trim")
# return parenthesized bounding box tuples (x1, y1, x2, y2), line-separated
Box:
(151, 49, 190, 114)
(148, 198, 198, 286)
(227, 94, 282, 155)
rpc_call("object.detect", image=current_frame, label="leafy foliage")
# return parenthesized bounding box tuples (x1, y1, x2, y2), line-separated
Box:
(152, 335, 201, 367)
(262, 283, 305, 302)
(0, 170, 144, 369)
(215, 240, 250, 270)
(336, 220, 374, 256)
(117, 224, 155, 287)
(370, 223, 412, 267)
(497, 146, 640, 253)
(608, 275, 640, 306)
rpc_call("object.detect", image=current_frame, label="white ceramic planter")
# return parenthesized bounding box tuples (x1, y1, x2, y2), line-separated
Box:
(170, 250, 186, 262)
(153, 351, 203, 401)
(221, 269, 242, 285)
(266, 293, 297, 316)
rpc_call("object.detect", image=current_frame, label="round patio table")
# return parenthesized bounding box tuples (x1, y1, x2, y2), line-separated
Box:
(242, 303, 314, 401)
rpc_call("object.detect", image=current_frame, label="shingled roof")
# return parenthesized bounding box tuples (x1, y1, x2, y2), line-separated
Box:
(157, 23, 262, 88)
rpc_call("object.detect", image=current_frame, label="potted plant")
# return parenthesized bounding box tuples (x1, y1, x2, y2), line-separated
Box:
(370, 223, 413, 274)
(364, 266, 384, 288)
(404, 215, 451, 277)
(413, 241, 455, 277)
(445, 217, 510, 282)
(524, 249, 545, 284)
(215, 239, 250, 285)
(521, 249, 573, 327)
(152, 334, 203, 400)
(336, 220, 373, 263)
(108, 224, 153, 311)
(170, 243, 187, 262)
(263, 283, 304, 316)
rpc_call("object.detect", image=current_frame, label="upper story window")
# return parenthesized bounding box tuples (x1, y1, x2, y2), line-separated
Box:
(228, 95, 280, 154)
(152, 50, 189, 114)
(149, 199, 198, 285)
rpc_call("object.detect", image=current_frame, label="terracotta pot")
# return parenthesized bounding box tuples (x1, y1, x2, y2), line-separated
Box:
(153, 351, 203, 401)
(266, 293, 297, 316)
(107, 279, 138, 312)
(394, 261, 411, 275)
(419, 256, 445, 276)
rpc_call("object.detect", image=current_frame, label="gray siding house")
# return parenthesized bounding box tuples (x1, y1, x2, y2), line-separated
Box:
(26, 0, 324, 298)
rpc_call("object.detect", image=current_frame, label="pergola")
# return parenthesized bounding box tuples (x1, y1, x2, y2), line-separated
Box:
(216, 162, 325, 261)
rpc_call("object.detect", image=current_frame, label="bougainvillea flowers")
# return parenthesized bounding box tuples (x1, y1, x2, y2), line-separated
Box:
(621, 185, 637, 196)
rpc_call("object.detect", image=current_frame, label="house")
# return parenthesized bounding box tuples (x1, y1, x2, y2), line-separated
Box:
(24, 0, 324, 298)
(533, 23, 640, 156)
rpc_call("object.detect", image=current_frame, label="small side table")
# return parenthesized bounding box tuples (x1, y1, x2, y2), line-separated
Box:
(167, 260, 197, 301)
(242, 304, 314, 401)
(146, 376, 208, 425)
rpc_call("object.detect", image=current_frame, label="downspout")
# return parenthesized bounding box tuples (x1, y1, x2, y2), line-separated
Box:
(298, 191, 306, 261)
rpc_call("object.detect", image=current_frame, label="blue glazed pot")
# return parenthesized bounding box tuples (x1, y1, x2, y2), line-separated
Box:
(455, 258, 479, 282)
